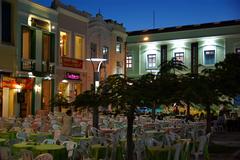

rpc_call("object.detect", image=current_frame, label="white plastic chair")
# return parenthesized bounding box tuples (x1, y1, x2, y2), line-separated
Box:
(191, 134, 209, 160)
(174, 143, 183, 160)
(71, 126, 82, 137)
(34, 153, 53, 160)
(62, 141, 78, 159)
(77, 140, 90, 159)
(21, 149, 34, 160)
(41, 139, 56, 144)
(134, 139, 145, 160)
(16, 131, 28, 141)
(0, 146, 12, 160)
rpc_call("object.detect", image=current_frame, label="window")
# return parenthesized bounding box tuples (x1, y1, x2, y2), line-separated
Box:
(43, 33, 54, 72)
(174, 52, 184, 63)
(75, 35, 84, 59)
(116, 36, 122, 53)
(116, 43, 121, 53)
(126, 55, 133, 68)
(2, 1, 12, 43)
(21, 26, 36, 71)
(102, 46, 109, 60)
(116, 61, 122, 74)
(22, 27, 31, 60)
(204, 50, 215, 65)
(90, 43, 97, 58)
(60, 31, 69, 57)
(147, 54, 156, 68)
(236, 48, 240, 54)
(43, 33, 51, 62)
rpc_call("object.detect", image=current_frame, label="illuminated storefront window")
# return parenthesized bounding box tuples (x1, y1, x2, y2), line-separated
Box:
(60, 31, 69, 57)
(75, 35, 84, 59)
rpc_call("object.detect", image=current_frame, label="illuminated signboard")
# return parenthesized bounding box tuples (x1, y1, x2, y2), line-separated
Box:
(64, 72, 80, 80)
(62, 57, 83, 69)
(31, 17, 50, 31)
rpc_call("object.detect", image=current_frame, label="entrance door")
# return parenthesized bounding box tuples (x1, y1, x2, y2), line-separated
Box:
(18, 90, 32, 117)
(42, 80, 52, 111)
(0, 89, 2, 116)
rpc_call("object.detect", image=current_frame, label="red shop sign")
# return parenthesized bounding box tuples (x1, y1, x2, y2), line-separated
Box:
(62, 57, 83, 69)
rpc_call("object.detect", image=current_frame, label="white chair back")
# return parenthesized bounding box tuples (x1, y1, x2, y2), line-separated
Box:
(34, 153, 53, 160)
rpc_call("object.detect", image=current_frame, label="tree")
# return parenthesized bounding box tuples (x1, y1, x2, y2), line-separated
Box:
(73, 86, 103, 129)
(212, 53, 240, 99)
(179, 73, 219, 133)
(50, 93, 69, 112)
(159, 57, 187, 75)
(99, 74, 144, 160)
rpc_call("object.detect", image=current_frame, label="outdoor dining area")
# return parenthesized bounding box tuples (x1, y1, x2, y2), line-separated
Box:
(0, 108, 213, 160)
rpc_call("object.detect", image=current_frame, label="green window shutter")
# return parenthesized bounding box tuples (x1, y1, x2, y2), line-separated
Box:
(30, 29, 36, 59)
(50, 33, 55, 63)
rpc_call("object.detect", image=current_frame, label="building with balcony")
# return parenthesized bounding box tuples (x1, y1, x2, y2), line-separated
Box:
(126, 20, 240, 78)
(16, 0, 57, 117)
(0, 0, 17, 117)
(51, 0, 90, 104)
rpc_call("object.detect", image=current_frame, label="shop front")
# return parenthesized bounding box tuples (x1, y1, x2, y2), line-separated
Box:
(58, 71, 82, 103)
(1, 76, 34, 117)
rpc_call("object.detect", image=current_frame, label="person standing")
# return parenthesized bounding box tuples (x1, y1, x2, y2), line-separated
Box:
(61, 109, 73, 136)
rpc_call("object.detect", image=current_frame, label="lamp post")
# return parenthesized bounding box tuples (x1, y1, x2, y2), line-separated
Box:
(86, 57, 106, 129)
(86, 58, 107, 92)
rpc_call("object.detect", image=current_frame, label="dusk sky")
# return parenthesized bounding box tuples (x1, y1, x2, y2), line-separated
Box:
(33, 0, 240, 31)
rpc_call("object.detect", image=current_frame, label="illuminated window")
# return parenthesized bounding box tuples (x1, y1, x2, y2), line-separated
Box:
(75, 35, 84, 59)
(116, 61, 122, 74)
(42, 33, 54, 72)
(43, 33, 51, 62)
(22, 27, 31, 60)
(60, 31, 69, 57)
(21, 26, 36, 71)
(147, 54, 156, 68)
(116, 36, 122, 53)
(204, 50, 215, 65)
(126, 55, 132, 68)
(236, 48, 240, 54)
(174, 52, 184, 63)
(102, 46, 109, 60)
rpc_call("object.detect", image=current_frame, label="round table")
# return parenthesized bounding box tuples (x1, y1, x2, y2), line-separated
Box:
(0, 131, 16, 139)
(71, 136, 92, 143)
(146, 146, 175, 160)
(12, 143, 68, 160)
(0, 138, 6, 145)
(90, 144, 124, 160)
(33, 144, 68, 160)
(29, 133, 53, 142)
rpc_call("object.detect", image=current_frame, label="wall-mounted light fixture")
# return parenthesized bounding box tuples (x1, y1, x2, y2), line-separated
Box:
(34, 84, 41, 93)
(15, 84, 22, 93)
(143, 36, 149, 41)
(61, 79, 68, 83)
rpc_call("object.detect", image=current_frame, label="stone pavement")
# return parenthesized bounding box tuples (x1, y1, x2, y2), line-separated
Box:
(209, 132, 240, 160)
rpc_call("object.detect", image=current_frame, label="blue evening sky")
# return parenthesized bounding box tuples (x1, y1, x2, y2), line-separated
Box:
(33, 0, 240, 31)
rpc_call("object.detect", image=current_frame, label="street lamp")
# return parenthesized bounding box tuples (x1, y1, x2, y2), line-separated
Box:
(86, 58, 107, 92)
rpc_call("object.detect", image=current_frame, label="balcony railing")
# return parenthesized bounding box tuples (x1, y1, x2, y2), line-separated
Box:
(21, 59, 35, 71)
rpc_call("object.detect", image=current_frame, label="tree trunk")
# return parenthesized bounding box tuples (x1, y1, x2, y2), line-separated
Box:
(206, 105, 211, 133)
(92, 106, 99, 129)
(126, 109, 134, 160)
(152, 102, 156, 120)
(187, 102, 190, 117)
